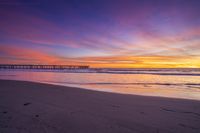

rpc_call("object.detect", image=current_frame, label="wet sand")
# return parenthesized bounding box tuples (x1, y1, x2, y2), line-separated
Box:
(0, 80, 200, 133)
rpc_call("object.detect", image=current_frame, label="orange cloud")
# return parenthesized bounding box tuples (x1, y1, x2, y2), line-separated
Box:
(1, 45, 200, 68)
(77, 55, 200, 68)
(0, 45, 61, 64)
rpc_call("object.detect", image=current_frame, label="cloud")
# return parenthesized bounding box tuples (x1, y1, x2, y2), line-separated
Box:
(1, 0, 200, 68)
(0, 45, 61, 64)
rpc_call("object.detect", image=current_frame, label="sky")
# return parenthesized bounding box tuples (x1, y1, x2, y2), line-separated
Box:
(0, 0, 200, 68)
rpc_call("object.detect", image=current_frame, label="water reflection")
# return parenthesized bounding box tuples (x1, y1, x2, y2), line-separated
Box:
(0, 70, 200, 100)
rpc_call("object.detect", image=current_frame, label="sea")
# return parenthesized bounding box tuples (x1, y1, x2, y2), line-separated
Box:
(0, 68, 200, 100)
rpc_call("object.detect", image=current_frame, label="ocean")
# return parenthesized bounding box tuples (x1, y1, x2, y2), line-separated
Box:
(0, 68, 200, 100)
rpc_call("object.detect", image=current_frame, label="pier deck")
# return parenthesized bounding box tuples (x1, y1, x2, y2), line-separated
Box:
(0, 64, 89, 70)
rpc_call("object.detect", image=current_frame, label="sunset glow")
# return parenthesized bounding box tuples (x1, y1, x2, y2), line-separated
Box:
(1, 0, 200, 68)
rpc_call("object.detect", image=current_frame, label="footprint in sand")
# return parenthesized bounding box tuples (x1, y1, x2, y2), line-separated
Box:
(140, 111, 145, 114)
(23, 102, 31, 106)
(111, 105, 120, 108)
(2, 111, 7, 114)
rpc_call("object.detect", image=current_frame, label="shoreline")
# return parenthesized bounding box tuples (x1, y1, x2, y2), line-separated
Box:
(0, 80, 200, 133)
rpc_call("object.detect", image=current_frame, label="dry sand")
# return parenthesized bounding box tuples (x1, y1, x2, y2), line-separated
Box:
(0, 80, 200, 133)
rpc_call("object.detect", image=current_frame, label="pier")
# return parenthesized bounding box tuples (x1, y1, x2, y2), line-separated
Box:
(0, 64, 89, 70)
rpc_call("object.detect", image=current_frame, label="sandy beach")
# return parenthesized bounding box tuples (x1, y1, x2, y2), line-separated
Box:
(0, 80, 200, 133)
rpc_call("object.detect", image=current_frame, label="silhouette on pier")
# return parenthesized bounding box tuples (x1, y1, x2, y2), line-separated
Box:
(0, 64, 89, 70)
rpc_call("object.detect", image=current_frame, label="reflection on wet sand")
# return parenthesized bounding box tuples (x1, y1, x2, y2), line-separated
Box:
(0, 70, 200, 100)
